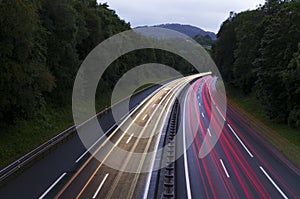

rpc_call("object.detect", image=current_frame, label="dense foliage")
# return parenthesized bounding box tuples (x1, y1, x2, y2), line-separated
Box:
(0, 0, 195, 127)
(0, 0, 130, 126)
(212, 0, 300, 128)
(194, 34, 213, 47)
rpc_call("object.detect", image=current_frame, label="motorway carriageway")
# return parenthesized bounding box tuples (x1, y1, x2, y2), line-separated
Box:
(0, 74, 299, 198)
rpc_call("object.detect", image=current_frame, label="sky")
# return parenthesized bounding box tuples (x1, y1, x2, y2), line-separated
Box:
(98, 0, 265, 33)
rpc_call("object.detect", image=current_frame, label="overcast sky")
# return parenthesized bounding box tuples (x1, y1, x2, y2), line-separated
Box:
(98, 0, 265, 33)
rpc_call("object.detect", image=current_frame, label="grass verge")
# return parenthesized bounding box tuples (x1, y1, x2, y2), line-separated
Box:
(0, 83, 152, 171)
(0, 92, 111, 170)
(225, 84, 300, 168)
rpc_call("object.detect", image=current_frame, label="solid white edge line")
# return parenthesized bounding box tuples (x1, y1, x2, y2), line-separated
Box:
(126, 134, 134, 144)
(183, 88, 193, 199)
(142, 77, 198, 199)
(92, 173, 109, 199)
(207, 128, 212, 137)
(220, 159, 230, 178)
(76, 106, 139, 163)
(259, 166, 288, 199)
(120, 113, 129, 121)
(75, 124, 117, 163)
(227, 124, 254, 158)
(38, 172, 67, 199)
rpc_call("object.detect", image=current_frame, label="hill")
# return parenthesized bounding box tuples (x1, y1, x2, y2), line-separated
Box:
(147, 23, 216, 40)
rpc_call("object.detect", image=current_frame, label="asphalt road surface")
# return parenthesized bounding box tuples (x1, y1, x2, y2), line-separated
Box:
(0, 74, 299, 199)
(176, 76, 300, 199)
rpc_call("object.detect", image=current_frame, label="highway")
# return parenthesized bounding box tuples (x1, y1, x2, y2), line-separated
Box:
(176, 76, 300, 199)
(0, 83, 160, 198)
(0, 74, 300, 198)
(50, 74, 201, 199)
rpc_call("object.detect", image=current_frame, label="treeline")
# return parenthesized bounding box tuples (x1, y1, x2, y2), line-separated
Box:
(212, 0, 300, 128)
(194, 34, 213, 47)
(0, 0, 194, 127)
(0, 0, 130, 125)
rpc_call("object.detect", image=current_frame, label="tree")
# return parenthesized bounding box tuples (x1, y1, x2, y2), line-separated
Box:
(194, 34, 213, 46)
(40, 0, 82, 105)
(254, 0, 300, 123)
(0, 0, 54, 124)
(212, 15, 238, 83)
(212, 0, 300, 128)
(232, 10, 264, 94)
(281, 43, 300, 129)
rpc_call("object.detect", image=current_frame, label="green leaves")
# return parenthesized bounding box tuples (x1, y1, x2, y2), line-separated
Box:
(254, 0, 300, 124)
(0, 0, 55, 124)
(0, 0, 131, 125)
(282, 43, 300, 128)
(212, 0, 300, 129)
(194, 34, 213, 46)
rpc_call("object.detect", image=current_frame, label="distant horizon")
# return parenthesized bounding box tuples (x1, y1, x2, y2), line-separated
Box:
(134, 23, 216, 34)
(98, 0, 265, 33)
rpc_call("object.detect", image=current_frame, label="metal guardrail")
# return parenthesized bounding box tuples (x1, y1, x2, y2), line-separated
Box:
(0, 81, 162, 184)
(0, 75, 187, 184)
(0, 125, 75, 182)
(162, 100, 178, 199)
(0, 107, 110, 183)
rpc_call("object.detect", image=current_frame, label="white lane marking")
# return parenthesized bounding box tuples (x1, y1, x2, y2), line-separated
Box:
(199, 102, 201, 107)
(142, 114, 148, 121)
(39, 173, 67, 199)
(75, 124, 117, 163)
(183, 89, 192, 199)
(216, 106, 226, 121)
(143, 78, 193, 199)
(259, 166, 288, 199)
(207, 128, 212, 137)
(92, 173, 109, 199)
(152, 104, 156, 108)
(227, 124, 254, 158)
(142, 75, 205, 198)
(78, 115, 139, 198)
(201, 112, 205, 118)
(126, 134, 134, 144)
(220, 159, 230, 178)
